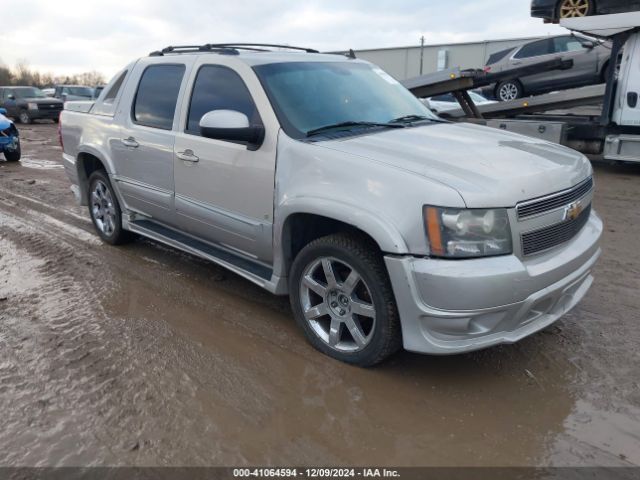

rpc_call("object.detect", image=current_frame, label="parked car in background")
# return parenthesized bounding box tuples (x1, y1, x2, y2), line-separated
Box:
(54, 85, 95, 102)
(0, 107, 20, 161)
(482, 34, 611, 101)
(531, 0, 640, 23)
(92, 85, 106, 99)
(42, 87, 55, 97)
(0, 86, 64, 124)
(422, 91, 496, 114)
(59, 44, 601, 366)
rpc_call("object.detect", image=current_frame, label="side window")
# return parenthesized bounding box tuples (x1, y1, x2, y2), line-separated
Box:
(103, 70, 128, 104)
(554, 37, 584, 53)
(186, 65, 260, 135)
(133, 64, 185, 130)
(514, 39, 552, 59)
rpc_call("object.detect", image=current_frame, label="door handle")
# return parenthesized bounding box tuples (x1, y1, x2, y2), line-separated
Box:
(628, 92, 638, 108)
(177, 149, 199, 163)
(121, 137, 139, 148)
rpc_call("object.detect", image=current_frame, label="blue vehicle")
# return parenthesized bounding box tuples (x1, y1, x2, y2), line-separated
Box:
(0, 107, 20, 162)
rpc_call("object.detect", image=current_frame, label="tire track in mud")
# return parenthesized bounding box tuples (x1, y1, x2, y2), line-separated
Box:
(0, 191, 341, 466)
(0, 202, 242, 465)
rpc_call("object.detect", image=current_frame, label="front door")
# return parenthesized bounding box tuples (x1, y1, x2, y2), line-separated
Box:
(173, 61, 277, 263)
(552, 36, 599, 87)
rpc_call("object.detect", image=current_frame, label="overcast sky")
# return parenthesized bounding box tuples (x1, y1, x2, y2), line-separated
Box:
(1, 0, 566, 79)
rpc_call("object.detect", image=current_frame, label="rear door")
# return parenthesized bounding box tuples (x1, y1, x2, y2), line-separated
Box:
(111, 59, 193, 226)
(552, 36, 599, 87)
(512, 38, 555, 91)
(2, 88, 19, 117)
(172, 58, 278, 263)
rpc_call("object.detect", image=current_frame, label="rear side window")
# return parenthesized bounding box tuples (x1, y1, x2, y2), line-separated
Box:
(103, 70, 128, 103)
(514, 39, 552, 59)
(133, 64, 185, 130)
(186, 65, 259, 135)
(486, 48, 514, 65)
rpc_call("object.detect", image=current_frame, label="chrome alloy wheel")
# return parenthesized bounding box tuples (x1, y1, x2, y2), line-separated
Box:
(559, 0, 590, 18)
(499, 83, 519, 101)
(90, 180, 116, 237)
(299, 257, 376, 352)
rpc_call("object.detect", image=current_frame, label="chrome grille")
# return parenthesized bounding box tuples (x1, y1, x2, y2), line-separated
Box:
(521, 204, 591, 256)
(517, 177, 593, 220)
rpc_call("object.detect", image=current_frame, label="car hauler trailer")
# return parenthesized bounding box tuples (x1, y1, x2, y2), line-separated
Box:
(404, 12, 640, 163)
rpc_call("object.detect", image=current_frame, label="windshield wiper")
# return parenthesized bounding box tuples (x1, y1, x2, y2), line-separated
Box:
(306, 121, 405, 137)
(389, 114, 434, 124)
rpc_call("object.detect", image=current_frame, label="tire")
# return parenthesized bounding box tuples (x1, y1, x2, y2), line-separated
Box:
(4, 143, 20, 162)
(557, 0, 594, 19)
(87, 170, 134, 245)
(496, 80, 523, 102)
(18, 111, 32, 124)
(289, 233, 402, 367)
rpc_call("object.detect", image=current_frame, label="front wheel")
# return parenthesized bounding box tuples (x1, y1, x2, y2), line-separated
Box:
(87, 170, 134, 245)
(496, 80, 523, 102)
(18, 111, 32, 124)
(4, 143, 20, 162)
(289, 233, 402, 367)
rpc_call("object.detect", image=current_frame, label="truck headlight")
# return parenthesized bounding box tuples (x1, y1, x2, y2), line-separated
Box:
(27, 103, 39, 110)
(424, 206, 512, 258)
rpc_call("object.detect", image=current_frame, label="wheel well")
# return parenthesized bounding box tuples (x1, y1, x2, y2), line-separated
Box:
(281, 213, 382, 274)
(77, 153, 107, 205)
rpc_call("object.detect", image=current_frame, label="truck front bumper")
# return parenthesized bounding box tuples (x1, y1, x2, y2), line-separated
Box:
(385, 211, 603, 355)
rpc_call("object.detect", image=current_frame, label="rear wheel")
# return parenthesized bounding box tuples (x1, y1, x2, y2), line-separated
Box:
(18, 111, 32, 124)
(558, 0, 594, 19)
(87, 170, 134, 245)
(289, 233, 402, 367)
(496, 80, 523, 102)
(4, 143, 20, 162)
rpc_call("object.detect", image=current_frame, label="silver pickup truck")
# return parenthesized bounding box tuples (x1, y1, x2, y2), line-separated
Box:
(60, 44, 603, 366)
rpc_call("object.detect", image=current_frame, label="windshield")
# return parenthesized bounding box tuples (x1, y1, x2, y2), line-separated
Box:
(14, 87, 47, 99)
(66, 86, 94, 97)
(253, 61, 439, 139)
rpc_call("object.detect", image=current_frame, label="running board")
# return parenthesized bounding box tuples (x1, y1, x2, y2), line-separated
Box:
(128, 219, 274, 287)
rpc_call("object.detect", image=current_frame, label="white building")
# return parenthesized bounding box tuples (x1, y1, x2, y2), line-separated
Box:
(353, 37, 543, 80)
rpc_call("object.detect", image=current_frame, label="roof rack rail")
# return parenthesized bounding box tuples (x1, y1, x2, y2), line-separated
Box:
(206, 43, 319, 53)
(149, 43, 319, 56)
(149, 45, 240, 56)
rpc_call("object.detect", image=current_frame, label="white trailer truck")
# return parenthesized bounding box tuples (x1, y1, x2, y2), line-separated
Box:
(405, 12, 640, 163)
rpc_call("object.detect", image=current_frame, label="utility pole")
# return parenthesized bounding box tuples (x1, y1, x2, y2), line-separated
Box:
(419, 36, 425, 75)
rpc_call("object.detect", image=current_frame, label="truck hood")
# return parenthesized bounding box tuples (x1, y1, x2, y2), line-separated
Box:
(319, 122, 592, 208)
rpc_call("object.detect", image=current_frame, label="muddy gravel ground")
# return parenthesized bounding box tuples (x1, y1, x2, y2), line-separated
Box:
(0, 123, 639, 467)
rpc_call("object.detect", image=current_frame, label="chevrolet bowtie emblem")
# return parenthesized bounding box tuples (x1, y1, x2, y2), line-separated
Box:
(564, 200, 584, 221)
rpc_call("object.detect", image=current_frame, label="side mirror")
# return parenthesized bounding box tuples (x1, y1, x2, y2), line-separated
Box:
(0, 108, 6, 115)
(199, 110, 264, 149)
(582, 41, 595, 50)
(7, 94, 15, 100)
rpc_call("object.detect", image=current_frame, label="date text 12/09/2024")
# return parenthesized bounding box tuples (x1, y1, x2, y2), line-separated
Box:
(233, 469, 401, 478)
